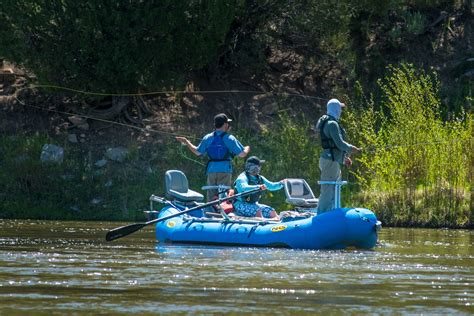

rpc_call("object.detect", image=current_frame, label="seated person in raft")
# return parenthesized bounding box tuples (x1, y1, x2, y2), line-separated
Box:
(233, 156, 286, 220)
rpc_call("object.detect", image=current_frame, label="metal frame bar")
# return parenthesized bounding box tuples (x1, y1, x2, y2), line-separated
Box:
(317, 180, 348, 209)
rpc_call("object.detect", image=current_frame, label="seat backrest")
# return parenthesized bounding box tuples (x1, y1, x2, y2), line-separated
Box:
(283, 178, 318, 208)
(165, 170, 189, 194)
(288, 180, 305, 196)
(164, 170, 204, 203)
(285, 178, 315, 199)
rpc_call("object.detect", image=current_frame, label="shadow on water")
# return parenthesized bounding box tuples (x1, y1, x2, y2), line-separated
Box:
(0, 220, 472, 314)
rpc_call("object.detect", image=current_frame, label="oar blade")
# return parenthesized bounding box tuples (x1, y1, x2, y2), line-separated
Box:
(105, 223, 147, 241)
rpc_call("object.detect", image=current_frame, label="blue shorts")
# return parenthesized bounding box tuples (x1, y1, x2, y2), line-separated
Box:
(233, 200, 275, 218)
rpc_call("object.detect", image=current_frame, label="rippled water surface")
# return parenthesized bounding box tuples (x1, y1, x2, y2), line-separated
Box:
(0, 220, 472, 314)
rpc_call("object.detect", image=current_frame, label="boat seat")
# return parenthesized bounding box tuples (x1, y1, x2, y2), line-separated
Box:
(165, 170, 204, 203)
(284, 178, 318, 208)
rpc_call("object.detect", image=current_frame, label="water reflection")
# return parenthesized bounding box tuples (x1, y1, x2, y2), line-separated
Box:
(0, 220, 472, 314)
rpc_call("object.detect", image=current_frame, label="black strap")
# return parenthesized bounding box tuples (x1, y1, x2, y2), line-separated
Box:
(243, 172, 263, 203)
(320, 117, 336, 161)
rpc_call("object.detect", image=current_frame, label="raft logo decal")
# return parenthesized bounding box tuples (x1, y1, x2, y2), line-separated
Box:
(166, 221, 176, 228)
(271, 225, 287, 232)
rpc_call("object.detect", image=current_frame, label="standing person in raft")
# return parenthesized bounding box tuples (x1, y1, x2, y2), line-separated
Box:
(233, 156, 285, 220)
(176, 113, 250, 201)
(315, 98, 361, 212)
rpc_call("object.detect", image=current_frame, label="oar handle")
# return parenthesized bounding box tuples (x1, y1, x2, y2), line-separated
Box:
(105, 187, 262, 241)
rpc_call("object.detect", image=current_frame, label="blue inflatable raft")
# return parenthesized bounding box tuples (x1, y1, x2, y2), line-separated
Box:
(154, 206, 379, 250)
(147, 170, 381, 250)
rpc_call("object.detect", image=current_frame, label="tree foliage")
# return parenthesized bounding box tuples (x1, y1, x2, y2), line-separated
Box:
(0, 0, 243, 93)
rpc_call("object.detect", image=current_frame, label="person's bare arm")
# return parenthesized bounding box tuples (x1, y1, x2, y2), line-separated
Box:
(175, 136, 201, 156)
(238, 145, 250, 158)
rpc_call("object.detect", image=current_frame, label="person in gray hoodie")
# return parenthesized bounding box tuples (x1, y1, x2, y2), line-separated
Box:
(315, 98, 361, 212)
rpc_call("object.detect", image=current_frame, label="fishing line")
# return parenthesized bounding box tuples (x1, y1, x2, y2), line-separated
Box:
(179, 144, 205, 167)
(30, 84, 329, 101)
(13, 96, 199, 140)
(363, 139, 464, 153)
(13, 95, 207, 164)
(15, 83, 330, 166)
(14, 85, 465, 167)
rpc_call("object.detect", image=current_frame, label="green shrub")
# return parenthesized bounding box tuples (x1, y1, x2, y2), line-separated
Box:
(347, 64, 473, 227)
(404, 11, 428, 35)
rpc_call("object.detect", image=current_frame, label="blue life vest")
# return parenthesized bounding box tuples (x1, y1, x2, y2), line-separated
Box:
(207, 132, 232, 162)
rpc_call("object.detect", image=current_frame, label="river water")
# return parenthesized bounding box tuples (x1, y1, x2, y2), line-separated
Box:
(0, 220, 472, 315)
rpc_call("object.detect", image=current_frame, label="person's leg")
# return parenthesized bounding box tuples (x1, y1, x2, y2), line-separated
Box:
(257, 203, 279, 219)
(233, 201, 259, 217)
(317, 157, 341, 212)
(268, 210, 279, 219)
(216, 172, 232, 187)
(206, 173, 218, 201)
(215, 172, 232, 198)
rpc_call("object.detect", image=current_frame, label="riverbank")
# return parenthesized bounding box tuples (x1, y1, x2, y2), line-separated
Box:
(1, 86, 472, 228)
(0, 9, 472, 228)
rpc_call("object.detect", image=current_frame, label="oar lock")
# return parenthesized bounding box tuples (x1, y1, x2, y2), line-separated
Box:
(149, 195, 167, 203)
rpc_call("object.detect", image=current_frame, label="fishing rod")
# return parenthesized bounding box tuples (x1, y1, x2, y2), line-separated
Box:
(13, 94, 206, 164)
(13, 95, 190, 136)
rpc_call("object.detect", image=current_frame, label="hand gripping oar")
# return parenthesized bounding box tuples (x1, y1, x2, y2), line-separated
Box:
(105, 187, 262, 241)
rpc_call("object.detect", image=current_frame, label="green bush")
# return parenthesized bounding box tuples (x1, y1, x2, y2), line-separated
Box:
(404, 11, 428, 35)
(240, 112, 321, 208)
(347, 64, 473, 227)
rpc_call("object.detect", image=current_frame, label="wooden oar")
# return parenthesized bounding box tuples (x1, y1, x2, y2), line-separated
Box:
(105, 187, 262, 241)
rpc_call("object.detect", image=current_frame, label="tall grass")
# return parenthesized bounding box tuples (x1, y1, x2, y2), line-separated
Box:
(346, 64, 473, 227)
(0, 132, 160, 221)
